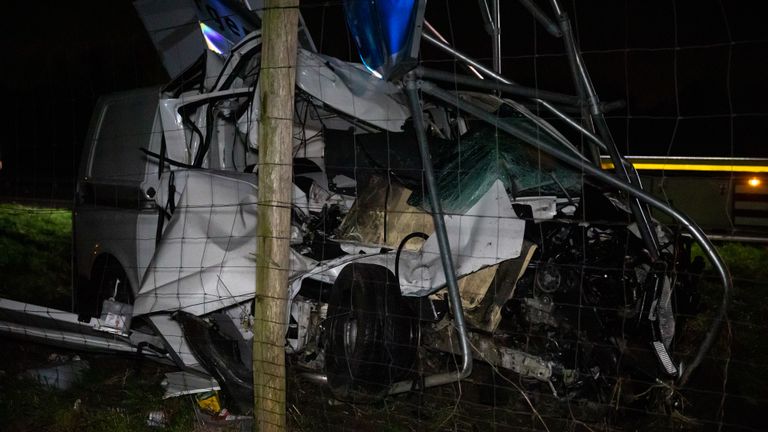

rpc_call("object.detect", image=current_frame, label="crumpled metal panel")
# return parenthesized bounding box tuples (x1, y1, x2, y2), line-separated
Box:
(337, 176, 434, 250)
(135, 175, 522, 316)
(163, 371, 220, 398)
(296, 49, 409, 132)
(288, 180, 525, 298)
(134, 170, 315, 316)
(396, 180, 524, 296)
(133, 0, 205, 79)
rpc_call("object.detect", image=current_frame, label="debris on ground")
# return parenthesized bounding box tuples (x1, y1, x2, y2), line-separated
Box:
(25, 353, 89, 391)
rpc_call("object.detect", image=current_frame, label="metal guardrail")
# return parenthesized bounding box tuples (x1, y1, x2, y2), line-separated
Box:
(601, 156, 768, 173)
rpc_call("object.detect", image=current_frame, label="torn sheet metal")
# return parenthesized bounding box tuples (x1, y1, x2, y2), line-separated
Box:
(512, 196, 559, 220)
(163, 371, 221, 398)
(458, 266, 498, 310)
(463, 242, 537, 333)
(290, 180, 524, 298)
(148, 314, 201, 369)
(628, 221, 674, 254)
(133, 0, 205, 79)
(0, 299, 138, 354)
(137, 164, 519, 317)
(134, 170, 317, 316)
(337, 176, 434, 250)
(296, 49, 409, 132)
(175, 311, 253, 414)
(158, 87, 253, 167)
(396, 180, 525, 296)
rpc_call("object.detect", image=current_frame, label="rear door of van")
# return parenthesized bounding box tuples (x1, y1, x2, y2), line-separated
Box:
(74, 87, 161, 303)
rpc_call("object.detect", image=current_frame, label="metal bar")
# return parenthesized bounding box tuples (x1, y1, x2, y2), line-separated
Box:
(591, 115, 660, 259)
(557, 12, 600, 115)
(389, 78, 473, 395)
(705, 233, 768, 243)
(536, 99, 606, 150)
(297, 372, 328, 386)
(476, 0, 495, 36)
(0, 299, 139, 353)
(423, 23, 657, 256)
(550, 0, 660, 258)
(548, 0, 563, 16)
(421, 32, 597, 144)
(617, 156, 768, 163)
(603, 155, 768, 167)
(423, 21, 484, 79)
(419, 80, 730, 387)
(552, 5, 600, 164)
(419, 33, 603, 165)
(498, 98, 590, 162)
(517, 0, 562, 37)
(416, 67, 580, 106)
(423, 32, 513, 85)
(492, 0, 501, 74)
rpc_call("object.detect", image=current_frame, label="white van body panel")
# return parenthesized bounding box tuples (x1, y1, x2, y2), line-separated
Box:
(134, 173, 522, 318)
(75, 87, 162, 296)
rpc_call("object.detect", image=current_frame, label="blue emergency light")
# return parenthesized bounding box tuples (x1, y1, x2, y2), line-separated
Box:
(344, 0, 427, 80)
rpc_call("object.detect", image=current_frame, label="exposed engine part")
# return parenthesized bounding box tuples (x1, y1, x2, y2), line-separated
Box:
(422, 322, 577, 386)
(462, 241, 537, 333)
(535, 261, 562, 294)
(494, 192, 700, 396)
(522, 296, 558, 328)
(498, 346, 554, 383)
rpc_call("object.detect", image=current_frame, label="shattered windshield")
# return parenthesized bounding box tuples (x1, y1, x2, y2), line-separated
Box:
(324, 117, 583, 215)
(410, 122, 583, 213)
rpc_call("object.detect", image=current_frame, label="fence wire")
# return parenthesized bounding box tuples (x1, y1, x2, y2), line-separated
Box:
(1, 1, 767, 431)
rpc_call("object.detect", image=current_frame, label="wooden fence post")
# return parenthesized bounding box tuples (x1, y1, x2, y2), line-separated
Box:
(253, 1, 299, 430)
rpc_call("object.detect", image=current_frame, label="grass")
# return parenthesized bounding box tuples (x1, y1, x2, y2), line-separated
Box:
(0, 203, 72, 310)
(0, 341, 198, 432)
(684, 241, 768, 429)
(690, 241, 768, 339)
(0, 204, 201, 431)
(1, 202, 767, 430)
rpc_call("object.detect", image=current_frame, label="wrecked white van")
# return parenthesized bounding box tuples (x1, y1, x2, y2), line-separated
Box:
(1, 26, 727, 414)
(70, 34, 535, 404)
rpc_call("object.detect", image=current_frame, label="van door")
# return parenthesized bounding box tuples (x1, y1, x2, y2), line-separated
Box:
(75, 88, 160, 301)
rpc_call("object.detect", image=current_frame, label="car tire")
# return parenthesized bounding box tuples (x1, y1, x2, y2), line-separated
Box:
(325, 263, 417, 402)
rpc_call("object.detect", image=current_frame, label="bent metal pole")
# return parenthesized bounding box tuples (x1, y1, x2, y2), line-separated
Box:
(419, 80, 730, 387)
(422, 28, 659, 259)
(388, 78, 473, 395)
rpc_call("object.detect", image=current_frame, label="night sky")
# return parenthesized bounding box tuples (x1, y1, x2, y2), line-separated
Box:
(2, 0, 767, 200)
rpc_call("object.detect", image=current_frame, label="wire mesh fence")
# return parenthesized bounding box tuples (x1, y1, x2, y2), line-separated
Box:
(1, 1, 767, 431)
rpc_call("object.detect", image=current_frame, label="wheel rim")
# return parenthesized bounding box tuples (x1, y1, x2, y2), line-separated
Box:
(343, 316, 358, 358)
